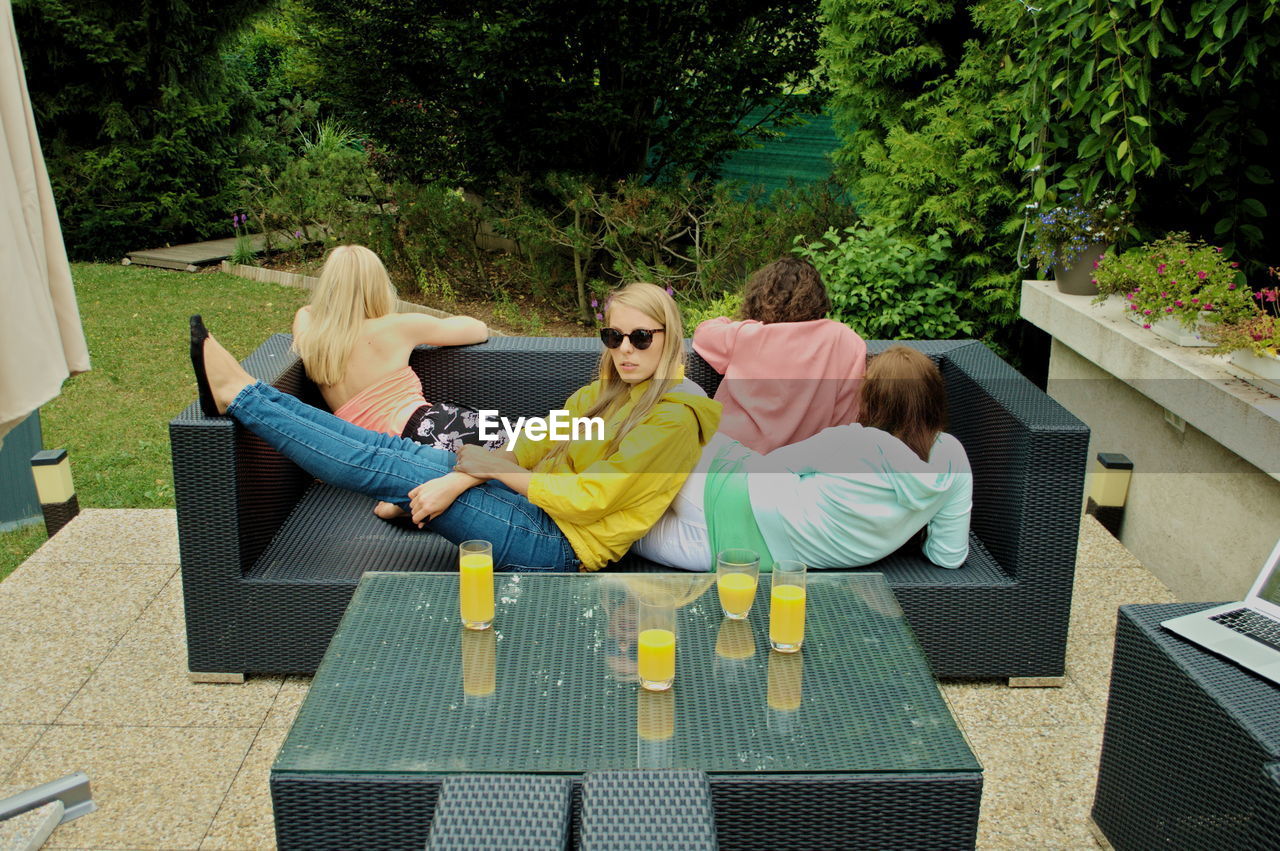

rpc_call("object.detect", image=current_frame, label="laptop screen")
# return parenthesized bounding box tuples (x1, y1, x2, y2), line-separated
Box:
(1253, 538, 1280, 606)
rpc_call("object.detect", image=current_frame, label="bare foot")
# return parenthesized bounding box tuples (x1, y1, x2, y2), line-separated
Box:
(373, 501, 407, 521)
(201, 334, 254, 413)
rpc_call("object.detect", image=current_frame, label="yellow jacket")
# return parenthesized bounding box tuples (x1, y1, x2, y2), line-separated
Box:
(512, 376, 721, 570)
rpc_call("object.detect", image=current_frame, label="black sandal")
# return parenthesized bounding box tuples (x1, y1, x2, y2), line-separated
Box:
(189, 315, 219, 417)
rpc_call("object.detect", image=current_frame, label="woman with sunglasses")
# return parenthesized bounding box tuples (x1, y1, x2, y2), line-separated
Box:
(632, 346, 971, 572)
(189, 282, 721, 572)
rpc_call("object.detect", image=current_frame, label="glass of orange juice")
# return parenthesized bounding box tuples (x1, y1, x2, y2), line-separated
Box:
(716, 548, 759, 620)
(769, 560, 807, 653)
(636, 600, 676, 691)
(458, 540, 494, 630)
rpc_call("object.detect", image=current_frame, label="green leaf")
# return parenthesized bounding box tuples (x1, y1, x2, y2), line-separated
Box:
(1244, 165, 1272, 185)
(1241, 198, 1266, 218)
(1034, 176, 1047, 199)
(1128, 115, 1149, 127)
(1213, 217, 1233, 236)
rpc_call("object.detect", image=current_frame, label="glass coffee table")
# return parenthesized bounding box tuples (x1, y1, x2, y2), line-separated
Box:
(271, 572, 981, 849)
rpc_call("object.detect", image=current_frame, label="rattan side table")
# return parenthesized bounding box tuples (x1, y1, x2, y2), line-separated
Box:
(1091, 603, 1280, 849)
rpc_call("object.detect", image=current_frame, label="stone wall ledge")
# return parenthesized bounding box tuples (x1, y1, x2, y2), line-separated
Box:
(1021, 279, 1280, 483)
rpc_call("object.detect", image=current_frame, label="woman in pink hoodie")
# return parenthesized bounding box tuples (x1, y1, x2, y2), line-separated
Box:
(693, 257, 866, 454)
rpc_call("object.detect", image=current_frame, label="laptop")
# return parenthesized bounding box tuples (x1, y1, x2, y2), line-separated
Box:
(1161, 536, 1280, 685)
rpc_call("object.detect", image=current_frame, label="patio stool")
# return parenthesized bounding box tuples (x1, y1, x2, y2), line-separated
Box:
(426, 774, 572, 850)
(578, 769, 717, 850)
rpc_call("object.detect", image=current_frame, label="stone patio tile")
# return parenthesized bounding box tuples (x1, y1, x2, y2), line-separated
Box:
(262, 677, 311, 729)
(0, 562, 174, 637)
(58, 656, 281, 728)
(1076, 516, 1144, 570)
(0, 724, 45, 782)
(24, 509, 179, 565)
(940, 673, 1106, 730)
(0, 630, 118, 724)
(5, 725, 256, 850)
(1066, 629, 1118, 706)
(200, 726, 289, 850)
(107, 574, 188, 671)
(964, 724, 1104, 849)
(1070, 567, 1178, 637)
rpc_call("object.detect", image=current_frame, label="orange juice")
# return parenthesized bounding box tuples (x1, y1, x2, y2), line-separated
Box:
(637, 628, 675, 689)
(459, 552, 494, 629)
(460, 627, 496, 696)
(769, 584, 806, 650)
(717, 572, 757, 619)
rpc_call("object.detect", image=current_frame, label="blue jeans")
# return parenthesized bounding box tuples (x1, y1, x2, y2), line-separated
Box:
(227, 381, 579, 572)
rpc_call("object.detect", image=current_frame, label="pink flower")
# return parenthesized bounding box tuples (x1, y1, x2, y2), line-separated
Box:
(1156, 263, 1166, 274)
(1143, 309, 1152, 315)
(590, 298, 598, 308)
(1161, 292, 1169, 298)
(1191, 298, 1199, 304)
(1231, 262, 1240, 268)
(1197, 271, 1208, 280)
(1180, 259, 1188, 265)
(1142, 323, 1151, 329)
(1215, 246, 1223, 253)
(1165, 307, 1173, 313)
(1175, 300, 1184, 307)
(665, 286, 675, 297)
(1228, 283, 1237, 290)
(1092, 260, 1100, 270)
(595, 312, 603, 321)
(1091, 278, 1098, 285)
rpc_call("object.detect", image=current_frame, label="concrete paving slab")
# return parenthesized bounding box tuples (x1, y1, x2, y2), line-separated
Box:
(1069, 567, 1178, 636)
(0, 726, 45, 783)
(0, 563, 173, 638)
(941, 674, 1105, 731)
(261, 678, 310, 730)
(5, 726, 255, 851)
(0, 630, 118, 725)
(23, 511, 178, 566)
(199, 726, 288, 851)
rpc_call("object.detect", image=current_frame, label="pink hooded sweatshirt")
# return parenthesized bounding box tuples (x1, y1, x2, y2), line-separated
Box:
(693, 317, 867, 455)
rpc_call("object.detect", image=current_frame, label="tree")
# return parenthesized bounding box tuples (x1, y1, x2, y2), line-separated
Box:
(14, 1, 268, 259)
(299, 0, 823, 189)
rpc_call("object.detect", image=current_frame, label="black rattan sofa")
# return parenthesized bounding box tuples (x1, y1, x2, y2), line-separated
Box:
(170, 335, 1088, 683)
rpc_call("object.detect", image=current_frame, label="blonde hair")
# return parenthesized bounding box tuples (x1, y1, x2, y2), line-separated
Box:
(541, 282, 686, 468)
(292, 245, 397, 386)
(857, 346, 947, 462)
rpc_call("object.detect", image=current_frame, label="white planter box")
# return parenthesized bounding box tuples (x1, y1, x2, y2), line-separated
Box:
(1230, 350, 1280, 396)
(1126, 311, 1214, 347)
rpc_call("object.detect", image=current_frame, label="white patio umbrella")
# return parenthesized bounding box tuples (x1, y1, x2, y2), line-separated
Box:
(0, 0, 89, 444)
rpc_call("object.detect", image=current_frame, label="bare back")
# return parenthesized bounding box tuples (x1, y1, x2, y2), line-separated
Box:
(293, 308, 487, 412)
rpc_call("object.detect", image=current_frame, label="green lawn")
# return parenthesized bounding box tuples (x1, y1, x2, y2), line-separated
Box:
(0, 263, 308, 580)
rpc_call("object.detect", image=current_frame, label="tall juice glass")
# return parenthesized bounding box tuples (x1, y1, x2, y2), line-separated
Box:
(716, 548, 760, 620)
(637, 600, 676, 691)
(458, 540, 494, 630)
(769, 560, 807, 653)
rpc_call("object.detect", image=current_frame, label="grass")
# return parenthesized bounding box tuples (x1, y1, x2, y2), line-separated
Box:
(0, 263, 308, 580)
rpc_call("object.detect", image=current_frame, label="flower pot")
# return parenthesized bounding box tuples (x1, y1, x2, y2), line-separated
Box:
(1052, 243, 1106, 296)
(1229, 349, 1280, 396)
(1126, 311, 1214, 347)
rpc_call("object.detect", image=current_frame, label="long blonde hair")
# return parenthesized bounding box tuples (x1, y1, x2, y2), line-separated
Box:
(292, 245, 397, 386)
(541, 282, 686, 468)
(857, 346, 947, 462)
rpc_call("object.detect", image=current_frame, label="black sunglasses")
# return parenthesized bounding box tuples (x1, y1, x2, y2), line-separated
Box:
(600, 327, 664, 350)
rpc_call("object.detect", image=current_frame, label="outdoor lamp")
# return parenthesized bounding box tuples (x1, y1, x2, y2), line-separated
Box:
(30, 448, 79, 537)
(1087, 452, 1133, 537)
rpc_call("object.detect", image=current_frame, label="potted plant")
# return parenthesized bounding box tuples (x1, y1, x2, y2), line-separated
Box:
(1092, 233, 1254, 346)
(1206, 271, 1280, 394)
(1029, 194, 1129, 295)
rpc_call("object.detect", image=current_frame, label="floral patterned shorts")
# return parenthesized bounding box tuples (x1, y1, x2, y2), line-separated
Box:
(400, 400, 508, 452)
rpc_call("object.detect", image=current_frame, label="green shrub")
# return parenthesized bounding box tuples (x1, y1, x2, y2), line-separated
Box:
(794, 225, 974, 340)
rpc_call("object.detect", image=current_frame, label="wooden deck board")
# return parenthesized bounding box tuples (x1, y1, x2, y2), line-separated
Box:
(125, 233, 279, 270)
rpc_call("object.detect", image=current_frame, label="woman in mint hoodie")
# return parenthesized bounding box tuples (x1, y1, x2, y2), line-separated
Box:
(632, 346, 972, 572)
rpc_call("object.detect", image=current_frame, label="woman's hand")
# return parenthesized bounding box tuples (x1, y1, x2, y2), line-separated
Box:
(453, 445, 522, 480)
(409, 478, 463, 526)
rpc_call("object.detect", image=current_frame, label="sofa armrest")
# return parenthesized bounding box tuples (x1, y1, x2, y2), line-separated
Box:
(940, 340, 1090, 584)
(170, 333, 316, 582)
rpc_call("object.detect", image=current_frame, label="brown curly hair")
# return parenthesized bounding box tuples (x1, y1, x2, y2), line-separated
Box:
(739, 257, 831, 324)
